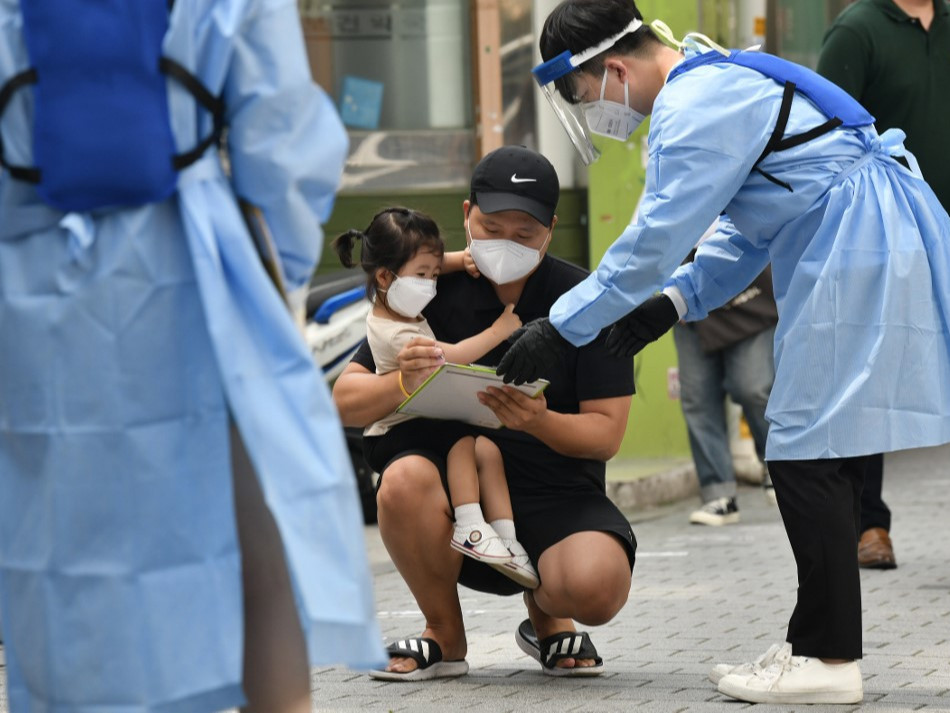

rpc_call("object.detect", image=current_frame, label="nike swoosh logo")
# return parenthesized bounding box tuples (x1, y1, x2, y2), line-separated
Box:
(510, 174, 537, 183)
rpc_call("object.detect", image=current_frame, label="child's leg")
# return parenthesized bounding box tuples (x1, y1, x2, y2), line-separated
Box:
(446, 436, 480, 510)
(447, 436, 511, 563)
(474, 436, 513, 522)
(475, 436, 540, 589)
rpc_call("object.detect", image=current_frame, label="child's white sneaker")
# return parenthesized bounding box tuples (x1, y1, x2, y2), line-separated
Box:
(451, 521, 512, 563)
(490, 538, 540, 589)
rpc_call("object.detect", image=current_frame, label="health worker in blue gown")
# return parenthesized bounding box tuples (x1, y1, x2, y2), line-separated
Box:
(497, 0, 950, 706)
(0, 1, 384, 712)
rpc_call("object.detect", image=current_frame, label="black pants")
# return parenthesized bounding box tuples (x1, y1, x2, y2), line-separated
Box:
(769, 456, 870, 660)
(860, 453, 891, 532)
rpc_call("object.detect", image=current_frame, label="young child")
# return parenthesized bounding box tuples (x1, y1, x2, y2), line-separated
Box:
(334, 207, 539, 589)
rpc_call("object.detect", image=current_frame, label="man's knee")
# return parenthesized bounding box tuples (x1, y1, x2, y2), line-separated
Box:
(726, 357, 773, 407)
(564, 569, 630, 625)
(538, 538, 631, 625)
(376, 455, 446, 518)
(735, 380, 772, 407)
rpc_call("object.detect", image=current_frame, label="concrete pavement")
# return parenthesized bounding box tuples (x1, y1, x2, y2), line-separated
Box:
(0, 445, 946, 712)
(319, 444, 950, 712)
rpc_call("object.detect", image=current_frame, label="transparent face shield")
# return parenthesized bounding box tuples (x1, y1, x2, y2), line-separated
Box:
(532, 19, 729, 165)
(532, 18, 643, 165)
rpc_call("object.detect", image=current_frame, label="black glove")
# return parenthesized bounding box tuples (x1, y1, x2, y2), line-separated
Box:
(605, 293, 680, 358)
(496, 317, 572, 385)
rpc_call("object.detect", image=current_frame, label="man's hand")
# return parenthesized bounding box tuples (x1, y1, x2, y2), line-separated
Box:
(496, 317, 572, 385)
(397, 337, 445, 393)
(604, 293, 680, 358)
(478, 386, 547, 433)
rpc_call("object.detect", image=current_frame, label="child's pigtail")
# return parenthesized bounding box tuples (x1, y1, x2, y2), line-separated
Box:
(333, 229, 364, 269)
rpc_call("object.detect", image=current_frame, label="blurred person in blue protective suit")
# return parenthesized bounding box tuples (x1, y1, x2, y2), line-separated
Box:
(816, 0, 950, 571)
(497, 0, 950, 705)
(0, 1, 385, 712)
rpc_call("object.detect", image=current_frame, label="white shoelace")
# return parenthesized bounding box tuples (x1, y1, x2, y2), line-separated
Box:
(755, 654, 808, 690)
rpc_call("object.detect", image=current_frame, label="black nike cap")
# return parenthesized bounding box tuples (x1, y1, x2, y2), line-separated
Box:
(470, 146, 559, 226)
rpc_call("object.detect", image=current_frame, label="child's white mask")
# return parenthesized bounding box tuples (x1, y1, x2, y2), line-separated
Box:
(384, 275, 437, 318)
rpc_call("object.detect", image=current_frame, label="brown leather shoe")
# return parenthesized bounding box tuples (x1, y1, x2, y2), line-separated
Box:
(858, 527, 897, 569)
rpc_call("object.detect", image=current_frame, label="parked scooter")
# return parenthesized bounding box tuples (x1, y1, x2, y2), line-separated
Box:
(241, 205, 379, 524)
(305, 270, 378, 523)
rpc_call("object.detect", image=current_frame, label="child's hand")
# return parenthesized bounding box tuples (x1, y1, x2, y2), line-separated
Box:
(492, 303, 522, 338)
(463, 247, 480, 278)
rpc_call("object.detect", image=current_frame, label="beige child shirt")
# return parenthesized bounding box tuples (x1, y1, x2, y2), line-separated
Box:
(364, 311, 437, 436)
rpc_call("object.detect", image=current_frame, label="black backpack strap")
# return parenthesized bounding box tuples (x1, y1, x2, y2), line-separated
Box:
(752, 80, 844, 194)
(774, 116, 842, 152)
(753, 81, 796, 169)
(0, 68, 41, 183)
(159, 57, 226, 171)
(161, 1, 227, 171)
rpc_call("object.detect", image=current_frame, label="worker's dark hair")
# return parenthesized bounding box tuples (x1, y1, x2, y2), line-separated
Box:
(333, 207, 443, 299)
(540, 0, 663, 103)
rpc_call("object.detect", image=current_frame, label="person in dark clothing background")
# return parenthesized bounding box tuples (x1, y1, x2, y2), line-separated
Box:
(817, 0, 950, 570)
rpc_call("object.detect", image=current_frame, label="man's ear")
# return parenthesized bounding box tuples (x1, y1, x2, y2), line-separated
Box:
(462, 200, 472, 225)
(538, 215, 558, 258)
(604, 56, 629, 83)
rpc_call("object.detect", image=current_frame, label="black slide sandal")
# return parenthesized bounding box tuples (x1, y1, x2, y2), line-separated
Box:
(369, 637, 469, 681)
(515, 619, 604, 677)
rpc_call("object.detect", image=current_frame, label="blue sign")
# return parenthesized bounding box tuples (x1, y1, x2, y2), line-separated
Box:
(339, 76, 384, 130)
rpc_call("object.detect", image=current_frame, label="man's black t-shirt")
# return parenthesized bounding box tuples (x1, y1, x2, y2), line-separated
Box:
(352, 255, 635, 495)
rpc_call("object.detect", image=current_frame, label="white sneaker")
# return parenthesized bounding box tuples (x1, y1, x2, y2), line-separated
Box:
(689, 496, 740, 526)
(490, 538, 540, 589)
(450, 521, 513, 563)
(718, 655, 863, 704)
(709, 642, 791, 684)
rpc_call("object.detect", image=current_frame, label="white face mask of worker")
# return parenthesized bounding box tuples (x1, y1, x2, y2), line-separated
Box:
(467, 222, 550, 285)
(382, 275, 437, 318)
(582, 68, 646, 141)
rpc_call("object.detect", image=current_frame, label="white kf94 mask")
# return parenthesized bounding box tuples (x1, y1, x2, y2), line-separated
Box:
(383, 275, 436, 318)
(582, 68, 646, 141)
(467, 223, 550, 285)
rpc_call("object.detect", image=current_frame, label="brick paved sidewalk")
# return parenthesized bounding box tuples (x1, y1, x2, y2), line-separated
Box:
(0, 446, 946, 712)
(315, 445, 950, 713)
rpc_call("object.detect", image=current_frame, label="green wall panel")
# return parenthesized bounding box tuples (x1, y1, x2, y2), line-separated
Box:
(586, 0, 698, 459)
(316, 188, 588, 277)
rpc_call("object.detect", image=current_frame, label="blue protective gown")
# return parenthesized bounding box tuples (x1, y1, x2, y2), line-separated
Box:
(0, 1, 385, 711)
(550, 50, 950, 460)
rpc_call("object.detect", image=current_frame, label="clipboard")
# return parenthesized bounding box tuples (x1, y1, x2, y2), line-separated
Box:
(396, 363, 550, 429)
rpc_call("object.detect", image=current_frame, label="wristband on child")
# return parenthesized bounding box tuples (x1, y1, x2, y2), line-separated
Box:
(398, 371, 412, 399)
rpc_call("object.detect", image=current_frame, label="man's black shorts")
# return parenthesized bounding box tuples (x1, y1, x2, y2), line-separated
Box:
(376, 448, 637, 596)
(363, 418, 474, 475)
